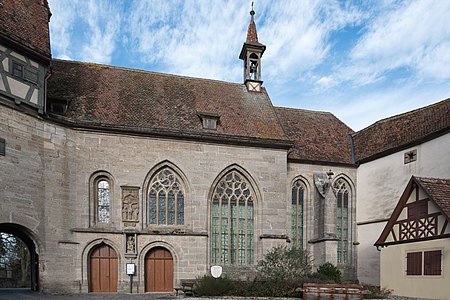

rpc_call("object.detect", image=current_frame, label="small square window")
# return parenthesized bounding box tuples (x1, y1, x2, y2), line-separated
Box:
(197, 112, 220, 130)
(25, 67, 38, 83)
(12, 62, 24, 78)
(404, 149, 417, 164)
(203, 118, 217, 130)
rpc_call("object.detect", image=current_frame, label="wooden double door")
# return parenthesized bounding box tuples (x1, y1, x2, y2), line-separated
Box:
(89, 244, 118, 292)
(145, 247, 173, 292)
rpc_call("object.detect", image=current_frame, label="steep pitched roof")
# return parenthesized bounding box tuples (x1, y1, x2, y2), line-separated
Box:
(415, 177, 450, 218)
(47, 59, 291, 148)
(374, 176, 450, 247)
(274, 107, 355, 165)
(352, 99, 450, 163)
(246, 9, 259, 44)
(0, 0, 51, 61)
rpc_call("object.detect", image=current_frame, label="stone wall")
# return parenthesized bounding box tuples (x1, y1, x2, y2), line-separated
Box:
(1, 102, 304, 293)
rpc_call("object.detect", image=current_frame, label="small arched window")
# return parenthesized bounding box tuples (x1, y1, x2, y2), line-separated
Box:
(334, 178, 350, 263)
(97, 180, 110, 224)
(148, 168, 184, 225)
(211, 170, 255, 265)
(292, 180, 306, 250)
(90, 171, 114, 227)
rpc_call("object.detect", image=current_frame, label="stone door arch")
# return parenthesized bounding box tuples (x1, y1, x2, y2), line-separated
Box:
(0, 223, 39, 291)
(145, 247, 173, 292)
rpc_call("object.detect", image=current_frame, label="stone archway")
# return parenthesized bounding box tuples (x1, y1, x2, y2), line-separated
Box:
(0, 223, 39, 291)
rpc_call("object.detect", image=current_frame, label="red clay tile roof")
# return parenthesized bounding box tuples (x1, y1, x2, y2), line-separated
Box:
(415, 177, 450, 219)
(0, 0, 51, 60)
(47, 59, 291, 147)
(352, 99, 450, 163)
(274, 107, 355, 165)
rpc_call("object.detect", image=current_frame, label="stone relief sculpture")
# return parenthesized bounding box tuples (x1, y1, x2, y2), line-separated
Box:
(121, 186, 140, 227)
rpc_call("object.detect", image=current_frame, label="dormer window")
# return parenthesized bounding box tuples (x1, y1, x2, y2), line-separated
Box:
(198, 112, 220, 130)
(47, 98, 68, 115)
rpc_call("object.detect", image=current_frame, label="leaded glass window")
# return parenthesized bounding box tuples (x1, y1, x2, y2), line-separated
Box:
(148, 168, 184, 225)
(211, 170, 254, 265)
(97, 180, 110, 223)
(334, 178, 349, 263)
(292, 180, 305, 250)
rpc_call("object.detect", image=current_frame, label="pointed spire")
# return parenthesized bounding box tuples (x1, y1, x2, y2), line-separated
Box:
(246, 2, 259, 44)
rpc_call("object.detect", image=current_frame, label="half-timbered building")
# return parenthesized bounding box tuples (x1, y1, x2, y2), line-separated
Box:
(375, 177, 450, 299)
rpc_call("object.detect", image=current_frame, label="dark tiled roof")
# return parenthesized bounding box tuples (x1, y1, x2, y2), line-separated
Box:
(0, 0, 51, 59)
(274, 107, 354, 165)
(352, 99, 450, 163)
(47, 60, 290, 146)
(416, 177, 450, 219)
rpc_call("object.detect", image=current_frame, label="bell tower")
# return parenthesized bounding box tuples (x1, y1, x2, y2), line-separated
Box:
(239, 4, 266, 92)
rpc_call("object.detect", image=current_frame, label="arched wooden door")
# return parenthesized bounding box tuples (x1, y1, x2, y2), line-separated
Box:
(89, 244, 118, 292)
(145, 247, 173, 292)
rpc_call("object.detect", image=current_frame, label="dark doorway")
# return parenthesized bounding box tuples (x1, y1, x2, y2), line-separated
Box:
(0, 223, 38, 291)
(145, 247, 173, 292)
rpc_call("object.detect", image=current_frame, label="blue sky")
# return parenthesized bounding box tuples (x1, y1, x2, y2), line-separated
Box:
(47, 0, 450, 131)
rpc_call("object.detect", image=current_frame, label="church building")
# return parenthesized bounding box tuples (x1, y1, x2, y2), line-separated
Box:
(0, 0, 448, 295)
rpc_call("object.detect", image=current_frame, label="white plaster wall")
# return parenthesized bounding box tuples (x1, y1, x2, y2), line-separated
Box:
(380, 239, 450, 299)
(357, 133, 450, 285)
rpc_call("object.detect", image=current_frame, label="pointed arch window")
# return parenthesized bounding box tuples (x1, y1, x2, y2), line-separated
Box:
(334, 178, 350, 263)
(148, 168, 184, 225)
(292, 180, 306, 250)
(211, 170, 254, 265)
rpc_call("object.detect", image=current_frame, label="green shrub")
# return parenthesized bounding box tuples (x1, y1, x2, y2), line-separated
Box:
(362, 284, 392, 299)
(193, 275, 234, 296)
(255, 245, 313, 296)
(312, 262, 342, 283)
(258, 245, 313, 283)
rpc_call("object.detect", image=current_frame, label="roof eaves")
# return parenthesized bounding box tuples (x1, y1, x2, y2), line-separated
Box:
(46, 113, 293, 150)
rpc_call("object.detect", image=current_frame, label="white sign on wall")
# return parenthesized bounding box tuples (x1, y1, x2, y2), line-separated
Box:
(126, 263, 135, 275)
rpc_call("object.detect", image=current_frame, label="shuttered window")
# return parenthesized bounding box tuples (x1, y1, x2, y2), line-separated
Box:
(406, 250, 442, 276)
(424, 250, 442, 275)
(406, 252, 422, 275)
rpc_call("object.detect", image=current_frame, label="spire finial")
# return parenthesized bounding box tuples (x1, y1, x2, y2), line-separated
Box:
(250, 2, 255, 16)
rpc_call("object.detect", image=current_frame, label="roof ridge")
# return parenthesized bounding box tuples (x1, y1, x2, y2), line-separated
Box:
(274, 106, 333, 115)
(51, 58, 246, 87)
(355, 98, 450, 135)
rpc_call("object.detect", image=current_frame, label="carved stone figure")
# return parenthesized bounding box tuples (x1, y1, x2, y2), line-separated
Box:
(126, 235, 135, 253)
(121, 187, 139, 222)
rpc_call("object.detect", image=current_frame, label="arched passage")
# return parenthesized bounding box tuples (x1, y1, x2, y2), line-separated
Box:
(0, 223, 39, 291)
(89, 243, 118, 292)
(145, 247, 173, 292)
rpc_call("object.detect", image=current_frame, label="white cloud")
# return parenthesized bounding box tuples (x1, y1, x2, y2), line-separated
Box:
(48, 0, 120, 64)
(343, 0, 450, 85)
(48, 0, 79, 59)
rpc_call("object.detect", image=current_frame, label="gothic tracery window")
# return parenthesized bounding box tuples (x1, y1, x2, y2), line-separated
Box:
(211, 170, 254, 265)
(148, 168, 184, 225)
(334, 178, 350, 263)
(292, 180, 305, 250)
